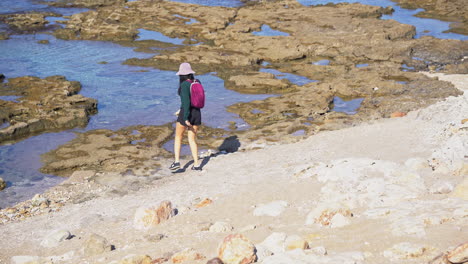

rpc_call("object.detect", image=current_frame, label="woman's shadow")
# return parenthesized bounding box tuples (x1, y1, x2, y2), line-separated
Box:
(173, 135, 241, 173)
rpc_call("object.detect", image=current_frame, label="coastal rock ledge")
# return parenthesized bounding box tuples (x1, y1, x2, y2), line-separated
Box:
(0, 75, 97, 144)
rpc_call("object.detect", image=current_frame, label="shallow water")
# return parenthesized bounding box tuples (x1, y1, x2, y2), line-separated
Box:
(252, 25, 290, 37)
(0, 32, 269, 207)
(260, 68, 318, 85)
(332, 97, 364, 115)
(296, 0, 468, 40)
(0, 0, 466, 207)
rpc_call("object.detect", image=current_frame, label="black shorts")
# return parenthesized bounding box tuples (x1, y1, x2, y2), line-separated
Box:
(177, 107, 201, 126)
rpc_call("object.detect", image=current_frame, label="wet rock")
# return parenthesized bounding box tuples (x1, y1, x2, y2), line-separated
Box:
(83, 233, 112, 256)
(218, 234, 257, 264)
(0, 177, 6, 191)
(1, 13, 50, 32)
(171, 248, 205, 264)
(447, 242, 468, 263)
(40, 230, 71, 248)
(253, 200, 288, 217)
(133, 200, 173, 230)
(209, 222, 234, 233)
(37, 40, 49, 44)
(0, 75, 97, 144)
(46, 0, 126, 9)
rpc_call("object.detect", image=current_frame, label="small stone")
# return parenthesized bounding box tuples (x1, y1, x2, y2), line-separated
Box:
(41, 230, 71, 248)
(218, 234, 257, 264)
(447, 242, 468, 263)
(195, 198, 213, 208)
(0, 177, 6, 191)
(119, 254, 153, 264)
(383, 242, 428, 259)
(31, 194, 48, 207)
(133, 200, 173, 229)
(143, 233, 164, 242)
(309, 246, 327, 256)
(206, 257, 224, 264)
(83, 233, 112, 256)
(285, 235, 308, 251)
(429, 181, 454, 194)
(253, 200, 288, 217)
(330, 213, 351, 228)
(171, 248, 205, 263)
(461, 118, 468, 124)
(256, 233, 286, 255)
(209, 222, 233, 233)
(37, 40, 49, 44)
(390, 111, 407, 118)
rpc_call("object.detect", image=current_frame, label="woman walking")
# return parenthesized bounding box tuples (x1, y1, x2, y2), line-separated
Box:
(169, 62, 202, 171)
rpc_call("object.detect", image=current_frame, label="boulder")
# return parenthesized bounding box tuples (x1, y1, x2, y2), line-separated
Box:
(218, 234, 257, 264)
(133, 200, 173, 229)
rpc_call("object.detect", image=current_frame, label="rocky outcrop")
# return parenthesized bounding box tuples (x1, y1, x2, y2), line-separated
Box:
(39, 124, 173, 176)
(0, 12, 55, 32)
(0, 75, 97, 144)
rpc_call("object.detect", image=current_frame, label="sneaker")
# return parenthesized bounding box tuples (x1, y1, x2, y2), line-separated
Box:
(191, 164, 202, 171)
(169, 162, 180, 170)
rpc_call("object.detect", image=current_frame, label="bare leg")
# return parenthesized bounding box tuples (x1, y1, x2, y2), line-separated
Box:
(187, 125, 199, 166)
(174, 123, 186, 162)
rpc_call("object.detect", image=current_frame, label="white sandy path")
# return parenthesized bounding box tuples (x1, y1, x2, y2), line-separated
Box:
(0, 73, 466, 264)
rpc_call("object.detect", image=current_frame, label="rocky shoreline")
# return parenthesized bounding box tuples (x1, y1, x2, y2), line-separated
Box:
(0, 73, 466, 264)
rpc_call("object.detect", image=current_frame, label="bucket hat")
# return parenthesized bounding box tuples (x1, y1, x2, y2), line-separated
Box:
(176, 62, 195, 75)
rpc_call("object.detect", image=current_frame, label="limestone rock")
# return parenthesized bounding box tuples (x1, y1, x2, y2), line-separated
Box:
(285, 235, 309, 251)
(253, 200, 288, 217)
(383, 242, 428, 259)
(218, 234, 257, 264)
(209, 222, 234, 233)
(195, 198, 213, 208)
(83, 233, 112, 256)
(309, 246, 327, 256)
(330, 213, 351, 228)
(447, 242, 468, 263)
(171, 248, 205, 263)
(429, 181, 455, 194)
(0, 177, 6, 191)
(256, 233, 287, 255)
(390, 111, 407, 118)
(133, 200, 173, 229)
(206, 258, 224, 264)
(451, 178, 468, 200)
(40, 230, 71, 248)
(119, 254, 153, 264)
(11, 256, 41, 264)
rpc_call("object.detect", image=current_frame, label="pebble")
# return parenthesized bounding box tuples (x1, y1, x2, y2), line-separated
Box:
(171, 248, 205, 263)
(209, 222, 233, 233)
(119, 254, 153, 264)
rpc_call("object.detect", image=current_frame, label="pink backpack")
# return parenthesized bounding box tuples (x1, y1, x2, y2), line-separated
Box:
(187, 79, 205, 108)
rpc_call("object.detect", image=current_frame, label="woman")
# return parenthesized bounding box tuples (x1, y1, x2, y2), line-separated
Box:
(169, 62, 202, 171)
